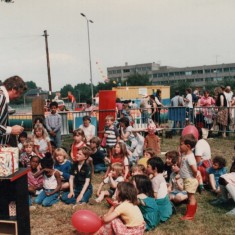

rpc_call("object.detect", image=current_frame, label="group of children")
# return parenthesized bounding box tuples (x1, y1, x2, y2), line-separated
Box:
(17, 112, 235, 234)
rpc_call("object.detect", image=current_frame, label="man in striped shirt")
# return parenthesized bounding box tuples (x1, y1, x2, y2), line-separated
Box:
(0, 76, 27, 146)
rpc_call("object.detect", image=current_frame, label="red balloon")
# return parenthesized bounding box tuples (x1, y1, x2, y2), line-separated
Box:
(182, 125, 199, 140)
(71, 210, 102, 233)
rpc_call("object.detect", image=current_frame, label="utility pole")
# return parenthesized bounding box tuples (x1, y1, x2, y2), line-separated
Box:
(42, 30, 52, 100)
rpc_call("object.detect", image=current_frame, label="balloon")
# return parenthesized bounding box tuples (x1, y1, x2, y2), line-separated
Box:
(71, 210, 102, 233)
(182, 125, 199, 140)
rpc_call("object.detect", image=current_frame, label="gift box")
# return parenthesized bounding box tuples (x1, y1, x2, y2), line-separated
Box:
(0, 147, 19, 177)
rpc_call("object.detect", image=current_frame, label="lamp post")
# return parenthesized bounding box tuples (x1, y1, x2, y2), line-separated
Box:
(81, 13, 94, 103)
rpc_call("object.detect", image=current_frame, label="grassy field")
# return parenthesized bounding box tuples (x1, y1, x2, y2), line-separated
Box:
(30, 135, 235, 235)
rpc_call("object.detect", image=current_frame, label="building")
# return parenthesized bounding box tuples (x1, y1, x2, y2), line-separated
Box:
(107, 62, 235, 87)
(107, 62, 161, 84)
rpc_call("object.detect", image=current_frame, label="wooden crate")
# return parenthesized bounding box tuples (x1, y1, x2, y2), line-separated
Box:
(0, 220, 18, 235)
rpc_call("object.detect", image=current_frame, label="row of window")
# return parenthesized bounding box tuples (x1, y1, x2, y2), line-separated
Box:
(108, 66, 151, 75)
(154, 76, 234, 85)
(153, 67, 235, 78)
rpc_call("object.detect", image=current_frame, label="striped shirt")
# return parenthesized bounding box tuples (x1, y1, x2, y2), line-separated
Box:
(105, 125, 119, 147)
(0, 86, 11, 145)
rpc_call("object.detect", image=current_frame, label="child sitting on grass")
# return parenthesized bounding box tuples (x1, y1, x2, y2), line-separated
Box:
(28, 156, 43, 206)
(20, 139, 37, 168)
(61, 146, 93, 205)
(137, 148, 155, 168)
(104, 141, 130, 181)
(131, 164, 146, 176)
(94, 182, 145, 235)
(132, 174, 160, 231)
(89, 163, 124, 205)
(164, 150, 179, 183)
(53, 148, 72, 191)
(34, 153, 61, 207)
(147, 157, 172, 222)
(210, 157, 235, 216)
(144, 119, 160, 155)
(90, 136, 108, 173)
(207, 156, 227, 194)
(168, 154, 188, 204)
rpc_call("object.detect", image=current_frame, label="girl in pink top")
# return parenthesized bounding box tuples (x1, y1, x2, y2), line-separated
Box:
(28, 156, 43, 205)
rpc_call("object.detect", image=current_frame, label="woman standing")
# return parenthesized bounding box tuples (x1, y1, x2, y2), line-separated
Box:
(214, 87, 228, 138)
(199, 90, 215, 129)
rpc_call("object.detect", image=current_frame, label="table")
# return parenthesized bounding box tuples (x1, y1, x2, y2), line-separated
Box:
(0, 168, 30, 235)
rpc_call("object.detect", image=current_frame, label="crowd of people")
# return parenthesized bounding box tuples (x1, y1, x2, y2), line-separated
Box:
(16, 108, 235, 234)
(1, 75, 235, 234)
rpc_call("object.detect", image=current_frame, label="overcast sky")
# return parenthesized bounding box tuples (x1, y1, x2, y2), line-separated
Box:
(1, 0, 235, 91)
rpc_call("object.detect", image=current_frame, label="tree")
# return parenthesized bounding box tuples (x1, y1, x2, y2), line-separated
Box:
(126, 73, 152, 86)
(170, 80, 192, 97)
(60, 84, 74, 99)
(74, 83, 92, 103)
(26, 81, 37, 90)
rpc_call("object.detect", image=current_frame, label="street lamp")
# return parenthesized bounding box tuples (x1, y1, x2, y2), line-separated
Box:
(81, 13, 94, 103)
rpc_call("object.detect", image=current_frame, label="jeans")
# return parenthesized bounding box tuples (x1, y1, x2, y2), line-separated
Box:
(61, 184, 93, 204)
(141, 111, 149, 124)
(34, 189, 59, 207)
(49, 130, 61, 148)
(94, 163, 107, 173)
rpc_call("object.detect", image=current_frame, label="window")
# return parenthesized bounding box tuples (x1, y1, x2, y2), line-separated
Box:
(123, 69, 130, 73)
(185, 71, 192, 75)
(205, 69, 211, 73)
(224, 68, 230, 72)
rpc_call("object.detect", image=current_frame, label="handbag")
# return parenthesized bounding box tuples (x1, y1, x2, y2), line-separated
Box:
(100, 137, 107, 148)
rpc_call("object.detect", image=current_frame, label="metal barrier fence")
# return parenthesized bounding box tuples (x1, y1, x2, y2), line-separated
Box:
(9, 106, 235, 137)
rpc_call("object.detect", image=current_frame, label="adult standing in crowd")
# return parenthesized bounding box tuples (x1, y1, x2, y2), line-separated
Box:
(199, 90, 215, 130)
(62, 91, 76, 110)
(184, 88, 193, 123)
(214, 86, 228, 138)
(170, 90, 184, 133)
(0, 75, 27, 146)
(155, 89, 164, 125)
(149, 95, 158, 125)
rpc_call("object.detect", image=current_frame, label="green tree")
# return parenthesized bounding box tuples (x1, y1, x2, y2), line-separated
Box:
(26, 81, 37, 90)
(60, 84, 74, 99)
(74, 83, 92, 103)
(126, 73, 152, 86)
(170, 80, 192, 97)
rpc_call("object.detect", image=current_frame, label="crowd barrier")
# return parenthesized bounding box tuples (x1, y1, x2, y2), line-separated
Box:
(8, 106, 235, 137)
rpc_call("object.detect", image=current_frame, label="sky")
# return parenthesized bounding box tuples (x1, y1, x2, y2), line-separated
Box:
(1, 0, 235, 91)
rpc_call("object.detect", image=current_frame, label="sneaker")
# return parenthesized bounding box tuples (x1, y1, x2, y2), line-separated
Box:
(226, 208, 235, 216)
(89, 198, 98, 205)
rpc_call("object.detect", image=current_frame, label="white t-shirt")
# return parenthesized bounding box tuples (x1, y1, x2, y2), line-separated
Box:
(79, 124, 96, 144)
(185, 94, 193, 108)
(180, 152, 197, 179)
(195, 139, 211, 161)
(151, 173, 168, 199)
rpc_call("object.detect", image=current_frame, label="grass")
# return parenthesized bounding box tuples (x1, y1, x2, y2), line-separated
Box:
(30, 135, 235, 235)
